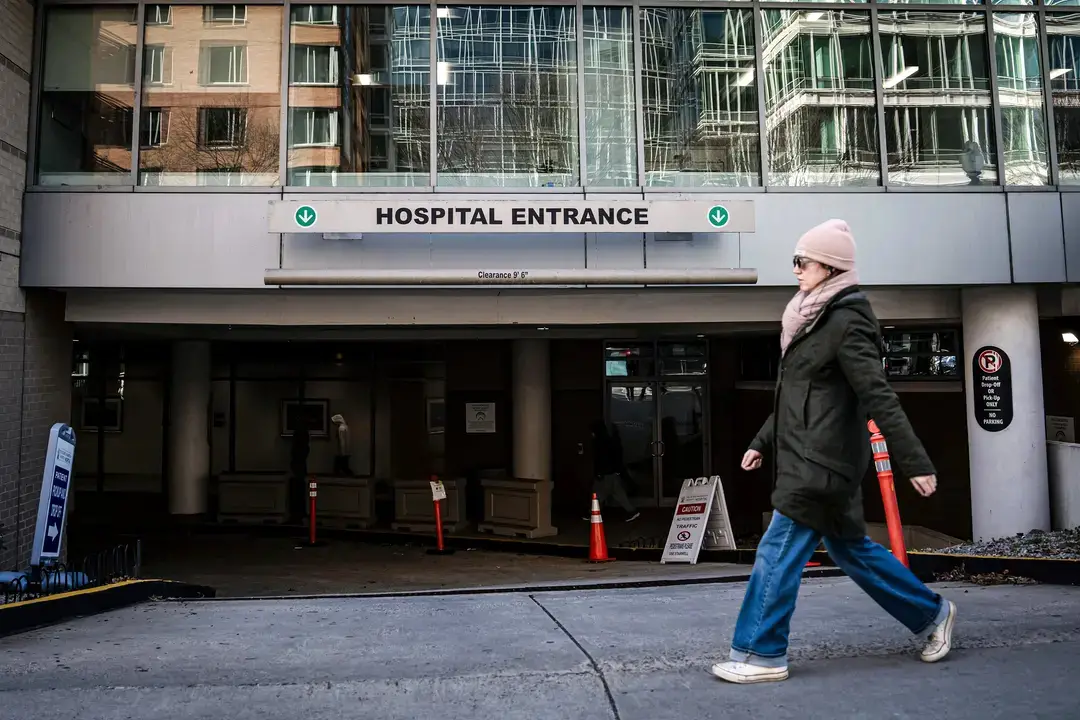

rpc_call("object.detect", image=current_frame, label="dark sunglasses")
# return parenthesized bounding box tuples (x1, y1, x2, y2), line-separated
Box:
(793, 256, 813, 269)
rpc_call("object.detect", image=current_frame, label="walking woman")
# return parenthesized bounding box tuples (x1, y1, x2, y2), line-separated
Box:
(712, 219, 956, 684)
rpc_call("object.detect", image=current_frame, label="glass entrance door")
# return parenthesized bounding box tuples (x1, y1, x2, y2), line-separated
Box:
(604, 341, 710, 506)
(607, 382, 657, 505)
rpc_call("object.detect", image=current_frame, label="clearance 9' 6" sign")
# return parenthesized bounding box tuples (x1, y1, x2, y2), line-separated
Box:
(269, 199, 756, 234)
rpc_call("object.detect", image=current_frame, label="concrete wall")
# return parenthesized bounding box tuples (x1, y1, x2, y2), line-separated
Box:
(20, 189, 1077, 292)
(0, 1, 73, 571)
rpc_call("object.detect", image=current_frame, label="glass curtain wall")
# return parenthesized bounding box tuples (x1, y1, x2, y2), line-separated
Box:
(287, 4, 431, 187)
(37, 6, 137, 186)
(879, 11, 997, 187)
(435, 5, 579, 187)
(139, 4, 284, 187)
(762, 10, 880, 186)
(640, 8, 760, 187)
(33, 2, 1080, 189)
(1048, 13, 1080, 184)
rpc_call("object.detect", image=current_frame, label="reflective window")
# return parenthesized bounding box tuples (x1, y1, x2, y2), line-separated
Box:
(138, 4, 282, 187)
(762, 10, 879, 187)
(1047, 13, 1080, 185)
(641, 8, 759, 187)
(436, 6, 579, 187)
(584, 7, 637, 187)
(882, 329, 960, 379)
(879, 11, 997, 187)
(994, 12, 1048, 186)
(287, 5, 431, 187)
(37, 6, 137, 186)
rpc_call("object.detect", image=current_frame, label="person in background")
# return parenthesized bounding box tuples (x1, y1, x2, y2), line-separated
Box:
(588, 420, 640, 523)
(331, 414, 352, 476)
(711, 218, 955, 685)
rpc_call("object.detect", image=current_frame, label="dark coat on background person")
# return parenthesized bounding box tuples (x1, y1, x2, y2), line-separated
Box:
(750, 287, 936, 539)
(591, 421, 625, 478)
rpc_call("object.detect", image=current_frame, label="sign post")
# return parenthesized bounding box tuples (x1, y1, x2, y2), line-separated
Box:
(660, 476, 736, 564)
(427, 476, 454, 556)
(973, 346, 1013, 432)
(30, 424, 77, 579)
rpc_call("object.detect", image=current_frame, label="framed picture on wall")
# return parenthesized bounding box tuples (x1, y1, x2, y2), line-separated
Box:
(81, 397, 123, 433)
(281, 399, 329, 438)
(427, 398, 445, 434)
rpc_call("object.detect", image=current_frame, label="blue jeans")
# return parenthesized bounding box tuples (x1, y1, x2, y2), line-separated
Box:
(730, 511, 948, 668)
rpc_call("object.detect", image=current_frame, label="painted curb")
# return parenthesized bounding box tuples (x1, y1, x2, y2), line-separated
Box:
(0, 579, 216, 638)
(189, 566, 846, 603)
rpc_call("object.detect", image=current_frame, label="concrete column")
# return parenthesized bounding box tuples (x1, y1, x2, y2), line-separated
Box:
(962, 286, 1050, 540)
(512, 339, 551, 481)
(168, 341, 211, 516)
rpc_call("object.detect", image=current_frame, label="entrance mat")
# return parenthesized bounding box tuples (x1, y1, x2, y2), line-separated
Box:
(0, 579, 216, 638)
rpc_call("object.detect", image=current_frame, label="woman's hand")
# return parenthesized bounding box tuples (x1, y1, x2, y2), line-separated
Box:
(741, 449, 763, 471)
(910, 475, 937, 497)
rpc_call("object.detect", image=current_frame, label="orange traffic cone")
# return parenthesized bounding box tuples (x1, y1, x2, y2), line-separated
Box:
(587, 493, 614, 563)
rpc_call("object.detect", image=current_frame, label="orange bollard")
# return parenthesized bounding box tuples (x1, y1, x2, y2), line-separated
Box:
(426, 475, 455, 556)
(587, 494, 614, 563)
(308, 476, 318, 545)
(868, 420, 909, 568)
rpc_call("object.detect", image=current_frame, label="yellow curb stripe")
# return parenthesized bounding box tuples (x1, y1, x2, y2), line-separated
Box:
(0, 579, 177, 610)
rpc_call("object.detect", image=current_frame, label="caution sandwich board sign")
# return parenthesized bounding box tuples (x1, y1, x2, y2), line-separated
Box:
(660, 476, 736, 564)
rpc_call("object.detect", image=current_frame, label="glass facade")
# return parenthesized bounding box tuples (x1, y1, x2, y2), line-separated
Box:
(287, 5, 430, 187)
(29, 1, 1080, 189)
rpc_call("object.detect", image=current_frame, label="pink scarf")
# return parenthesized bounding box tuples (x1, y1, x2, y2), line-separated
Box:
(780, 271, 861, 356)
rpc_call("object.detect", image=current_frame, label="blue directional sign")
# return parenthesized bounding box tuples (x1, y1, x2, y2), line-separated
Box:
(31, 423, 77, 565)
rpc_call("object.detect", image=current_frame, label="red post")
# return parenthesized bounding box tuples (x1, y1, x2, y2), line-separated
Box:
(433, 496, 445, 552)
(868, 420, 909, 567)
(308, 476, 318, 546)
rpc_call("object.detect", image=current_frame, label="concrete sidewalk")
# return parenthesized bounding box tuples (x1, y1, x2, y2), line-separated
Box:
(1, 578, 1078, 719)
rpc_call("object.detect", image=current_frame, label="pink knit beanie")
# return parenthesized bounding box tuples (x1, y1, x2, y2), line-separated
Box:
(794, 219, 856, 272)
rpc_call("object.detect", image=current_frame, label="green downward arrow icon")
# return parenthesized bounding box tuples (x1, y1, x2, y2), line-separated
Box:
(707, 205, 729, 229)
(295, 205, 318, 228)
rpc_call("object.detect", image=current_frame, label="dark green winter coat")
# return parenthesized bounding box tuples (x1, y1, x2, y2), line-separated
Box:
(750, 287, 936, 539)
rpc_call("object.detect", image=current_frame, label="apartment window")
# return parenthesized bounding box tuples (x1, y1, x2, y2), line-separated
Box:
(139, 5, 281, 187)
(202, 44, 248, 85)
(141, 108, 167, 147)
(200, 108, 247, 148)
(204, 5, 247, 25)
(143, 44, 170, 85)
(290, 44, 339, 85)
(289, 108, 339, 147)
(146, 5, 171, 25)
(291, 5, 338, 25)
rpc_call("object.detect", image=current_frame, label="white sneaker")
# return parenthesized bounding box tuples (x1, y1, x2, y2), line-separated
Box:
(711, 660, 789, 684)
(920, 600, 956, 663)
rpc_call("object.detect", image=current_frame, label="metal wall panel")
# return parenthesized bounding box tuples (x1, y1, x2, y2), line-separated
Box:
(1008, 193, 1066, 284)
(21, 191, 1036, 290)
(1062, 194, 1080, 284)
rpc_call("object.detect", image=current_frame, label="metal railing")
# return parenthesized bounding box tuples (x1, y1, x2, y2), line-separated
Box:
(2, 540, 142, 606)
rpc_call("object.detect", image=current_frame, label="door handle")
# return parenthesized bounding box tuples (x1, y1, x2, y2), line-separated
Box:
(657, 440, 666, 457)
